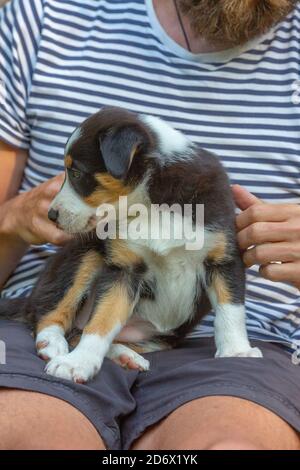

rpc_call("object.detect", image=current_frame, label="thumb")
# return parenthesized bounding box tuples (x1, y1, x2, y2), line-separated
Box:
(231, 184, 262, 211)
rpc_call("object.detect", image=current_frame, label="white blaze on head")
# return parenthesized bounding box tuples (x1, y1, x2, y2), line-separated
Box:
(49, 125, 96, 233)
(65, 126, 83, 156)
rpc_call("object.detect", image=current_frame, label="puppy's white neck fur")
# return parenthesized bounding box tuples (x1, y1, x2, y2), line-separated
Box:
(140, 114, 190, 156)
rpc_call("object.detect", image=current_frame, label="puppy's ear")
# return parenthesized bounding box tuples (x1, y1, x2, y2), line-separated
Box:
(99, 126, 142, 179)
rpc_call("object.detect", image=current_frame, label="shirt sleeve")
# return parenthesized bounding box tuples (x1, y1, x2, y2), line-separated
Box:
(0, 0, 44, 149)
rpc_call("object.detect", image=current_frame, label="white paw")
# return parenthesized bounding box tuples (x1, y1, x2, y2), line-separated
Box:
(107, 344, 150, 371)
(216, 346, 263, 358)
(45, 351, 102, 383)
(36, 325, 69, 361)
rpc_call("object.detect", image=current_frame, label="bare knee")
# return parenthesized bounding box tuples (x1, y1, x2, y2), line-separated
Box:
(133, 397, 300, 451)
(0, 389, 105, 450)
(134, 425, 263, 450)
(206, 439, 263, 450)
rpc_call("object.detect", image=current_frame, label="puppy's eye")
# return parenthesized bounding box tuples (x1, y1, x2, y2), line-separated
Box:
(70, 169, 81, 179)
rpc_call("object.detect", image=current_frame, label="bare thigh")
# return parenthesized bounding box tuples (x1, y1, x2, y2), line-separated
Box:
(0, 389, 105, 450)
(132, 396, 300, 450)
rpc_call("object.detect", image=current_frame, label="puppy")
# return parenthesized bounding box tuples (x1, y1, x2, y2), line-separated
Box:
(0, 106, 262, 383)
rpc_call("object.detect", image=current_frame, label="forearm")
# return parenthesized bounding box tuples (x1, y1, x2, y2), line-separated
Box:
(0, 197, 28, 289)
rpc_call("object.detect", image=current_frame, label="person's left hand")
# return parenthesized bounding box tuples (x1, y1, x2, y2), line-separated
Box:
(232, 184, 300, 290)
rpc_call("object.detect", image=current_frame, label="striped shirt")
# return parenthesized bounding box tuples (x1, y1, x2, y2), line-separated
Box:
(1, 0, 300, 349)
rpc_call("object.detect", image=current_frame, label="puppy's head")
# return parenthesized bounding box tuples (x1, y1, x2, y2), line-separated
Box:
(48, 107, 155, 234)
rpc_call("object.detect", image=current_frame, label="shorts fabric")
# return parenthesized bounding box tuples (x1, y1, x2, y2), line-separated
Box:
(0, 320, 300, 449)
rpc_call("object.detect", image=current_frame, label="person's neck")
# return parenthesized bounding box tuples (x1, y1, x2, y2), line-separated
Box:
(152, 0, 228, 54)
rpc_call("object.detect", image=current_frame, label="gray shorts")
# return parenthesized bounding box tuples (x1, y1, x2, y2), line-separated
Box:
(0, 319, 300, 449)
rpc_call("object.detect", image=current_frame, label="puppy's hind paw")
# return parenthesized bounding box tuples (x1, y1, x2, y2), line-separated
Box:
(236, 347, 263, 358)
(107, 344, 150, 371)
(216, 346, 263, 358)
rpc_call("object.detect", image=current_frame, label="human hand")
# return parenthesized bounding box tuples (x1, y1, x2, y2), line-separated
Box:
(5, 173, 72, 246)
(232, 184, 300, 289)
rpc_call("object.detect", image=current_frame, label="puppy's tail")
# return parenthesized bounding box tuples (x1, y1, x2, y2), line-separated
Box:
(0, 298, 27, 323)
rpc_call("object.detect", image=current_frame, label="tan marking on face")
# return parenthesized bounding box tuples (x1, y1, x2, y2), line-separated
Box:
(129, 142, 140, 165)
(108, 239, 143, 267)
(65, 154, 73, 169)
(84, 173, 133, 207)
(213, 273, 232, 305)
(207, 232, 228, 263)
(84, 283, 133, 336)
(36, 251, 102, 335)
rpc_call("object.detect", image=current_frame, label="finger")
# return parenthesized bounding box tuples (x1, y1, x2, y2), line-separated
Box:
(37, 199, 52, 216)
(46, 173, 65, 197)
(44, 226, 73, 246)
(260, 261, 300, 285)
(237, 221, 286, 250)
(236, 203, 300, 231)
(231, 184, 262, 211)
(243, 242, 300, 268)
(32, 216, 72, 245)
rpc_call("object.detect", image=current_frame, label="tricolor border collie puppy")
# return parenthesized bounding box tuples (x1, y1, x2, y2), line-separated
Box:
(1, 107, 262, 383)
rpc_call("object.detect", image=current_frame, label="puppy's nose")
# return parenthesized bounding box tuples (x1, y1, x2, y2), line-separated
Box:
(48, 208, 59, 222)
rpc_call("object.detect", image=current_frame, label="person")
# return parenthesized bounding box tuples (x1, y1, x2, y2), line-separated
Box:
(0, 0, 300, 450)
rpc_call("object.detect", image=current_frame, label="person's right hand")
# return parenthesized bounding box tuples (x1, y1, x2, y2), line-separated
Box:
(4, 173, 72, 246)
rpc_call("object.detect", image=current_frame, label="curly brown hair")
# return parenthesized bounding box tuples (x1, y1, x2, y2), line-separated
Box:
(179, 0, 298, 46)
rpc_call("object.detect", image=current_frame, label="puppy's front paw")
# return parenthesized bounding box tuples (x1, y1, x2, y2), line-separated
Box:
(216, 346, 263, 358)
(45, 352, 102, 383)
(36, 325, 69, 361)
(107, 344, 150, 371)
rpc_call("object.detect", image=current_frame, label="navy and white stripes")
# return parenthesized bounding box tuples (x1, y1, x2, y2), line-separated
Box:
(1, 0, 300, 347)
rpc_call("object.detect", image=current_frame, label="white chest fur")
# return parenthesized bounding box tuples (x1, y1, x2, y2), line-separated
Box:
(128, 228, 218, 334)
(124, 193, 221, 335)
(135, 250, 201, 333)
